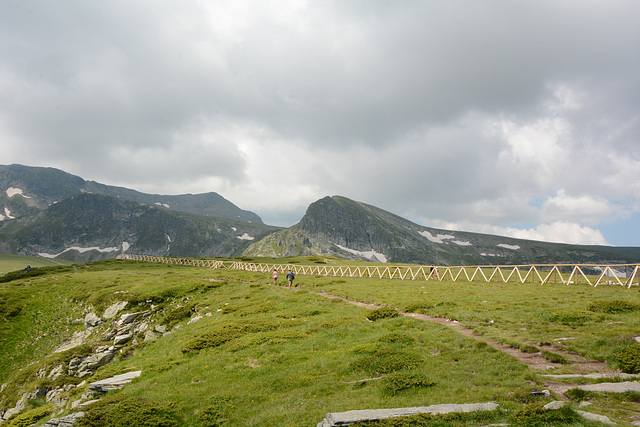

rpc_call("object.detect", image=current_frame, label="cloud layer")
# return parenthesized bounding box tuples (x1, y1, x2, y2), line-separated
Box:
(2, 1, 639, 246)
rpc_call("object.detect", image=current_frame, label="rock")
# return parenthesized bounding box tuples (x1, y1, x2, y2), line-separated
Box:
(317, 403, 499, 427)
(134, 321, 149, 333)
(2, 393, 28, 420)
(70, 350, 114, 377)
(574, 381, 640, 393)
(42, 411, 85, 427)
(45, 388, 67, 407)
(89, 370, 142, 392)
(155, 324, 167, 333)
(54, 329, 91, 353)
(576, 410, 615, 424)
(101, 329, 117, 341)
(544, 401, 565, 410)
(119, 312, 141, 325)
(84, 312, 101, 328)
(113, 332, 133, 345)
(27, 386, 50, 399)
(144, 330, 162, 342)
(188, 314, 203, 325)
(103, 301, 128, 319)
(48, 364, 66, 380)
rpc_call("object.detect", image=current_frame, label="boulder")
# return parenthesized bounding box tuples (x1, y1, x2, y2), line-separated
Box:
(113, 332, 133, 346)
(317, 403, 499, 427)
(103, 301, 128, 319)
(2, 393, 28, 421)
(119, 312, 141, 325)
(84, 312, 101, 328)
(42, 411, 85, 427)
(144, 330, 162, 342)
(89, 370, 142, 392)
(70, 350, 114, 377)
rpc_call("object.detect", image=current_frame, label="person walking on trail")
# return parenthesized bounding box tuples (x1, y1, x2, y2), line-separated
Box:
(286, 270, 295, 288)
(272, 269, 278, 286)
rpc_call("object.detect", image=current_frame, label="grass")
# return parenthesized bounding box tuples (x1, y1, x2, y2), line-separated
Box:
(0, 254, 73, 275)
(1, 256, 639, 426)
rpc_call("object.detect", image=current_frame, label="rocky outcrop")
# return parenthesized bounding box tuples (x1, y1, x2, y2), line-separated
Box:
(89, 371, 142, 393)
(42, 411, 85, 427)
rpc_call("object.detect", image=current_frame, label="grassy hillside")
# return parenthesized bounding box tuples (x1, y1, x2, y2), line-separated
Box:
(1, 258, 639, 425)
(0, 254, 72, 275)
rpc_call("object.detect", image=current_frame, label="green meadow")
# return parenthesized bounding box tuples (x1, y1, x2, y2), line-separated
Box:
(1, 256, 639, 426)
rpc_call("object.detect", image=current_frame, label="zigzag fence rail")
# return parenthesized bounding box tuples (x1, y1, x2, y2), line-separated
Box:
(118, 254, 640, 288)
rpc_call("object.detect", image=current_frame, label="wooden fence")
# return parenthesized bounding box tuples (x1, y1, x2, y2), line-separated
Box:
(118, 254, 640, 288)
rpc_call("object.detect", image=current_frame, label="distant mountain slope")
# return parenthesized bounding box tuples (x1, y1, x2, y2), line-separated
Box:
(244, 195, 640, 266)
(0, 193, 279, 263)
(0, 164, 262, 223)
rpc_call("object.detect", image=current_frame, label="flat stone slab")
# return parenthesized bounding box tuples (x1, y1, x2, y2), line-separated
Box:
(543, 373, 639, 380)
(574, 381, 640, 393)
(89, 370, 142, 392)
(317, 402, 499, 427)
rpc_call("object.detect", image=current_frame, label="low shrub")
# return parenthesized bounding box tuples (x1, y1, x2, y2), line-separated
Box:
(542, 350, 569, 364)
(378, 332, 415, 345)
(404, 303, 432, 314)
(352, 409, 503, 426)
(588, 299, 640, 314)
(367, 307, 399, 321)
(78, 395, 182, 427)
(564, 387, 591, 402)
(519, 344, 539, 353)
(350, 348, 423, 376)
(613, 339, 640, 374)
(508, 402, 581, 426)
(164, 303, 195, 324)
(182, 320, 278, 353)
(381, 371, 436, 395)
(4, 404, 52, 427)
(547, 309, 593, 324)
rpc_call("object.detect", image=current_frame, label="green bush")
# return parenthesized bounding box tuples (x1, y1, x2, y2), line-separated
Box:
(547, 309, 593, 324)
(378, 332, 415, 345)
(542, 350, 569, 364)
(508, 402, 581, 426)
(404, 303, 432, 314)
(565, 387, 592, 402)
(352, 410, 503, 426)
(613, 339, 640, 374)
(367, 307, 399, 321)
(381, 371, 436, 395)
(588, 299, 640, 314)
(4, 404, 52, 427)
(164, 303, 195, 324)
(519, 344, 539, 353)
(78, 395, 182, 427)
(182, 320, 278, 353)
(350, 348, 423, 376)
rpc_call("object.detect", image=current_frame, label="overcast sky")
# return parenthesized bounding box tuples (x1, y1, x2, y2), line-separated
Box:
(2, 1, 639, 246)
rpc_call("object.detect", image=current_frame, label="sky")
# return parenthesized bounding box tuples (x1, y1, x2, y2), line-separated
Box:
(1, 1, 639, 247)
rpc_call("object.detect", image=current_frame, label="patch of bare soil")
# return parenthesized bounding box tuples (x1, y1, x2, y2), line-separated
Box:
(314, 291, 616, 398)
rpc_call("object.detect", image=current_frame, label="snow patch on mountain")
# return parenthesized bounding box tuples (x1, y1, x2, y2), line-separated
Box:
(0, 207, 15, 220)
(335, 244, 388, 263)
(39, 246, 121, 258)
(6, 187, 31, 198)
(418, 231, 456, 243)
(498, 244, 520, 250)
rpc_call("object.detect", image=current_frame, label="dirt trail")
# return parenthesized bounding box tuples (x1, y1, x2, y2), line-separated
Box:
(314, 291, 615, 398)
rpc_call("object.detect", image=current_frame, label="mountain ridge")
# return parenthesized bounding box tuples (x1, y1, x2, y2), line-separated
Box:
(244, 195, 640, 266)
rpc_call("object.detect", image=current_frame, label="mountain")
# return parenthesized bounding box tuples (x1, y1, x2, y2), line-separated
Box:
(0, 193, 279, 263)
(244, 195, 640, 266)
(0, 164, 262, 223)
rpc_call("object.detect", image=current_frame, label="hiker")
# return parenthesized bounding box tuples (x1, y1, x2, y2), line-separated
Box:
(286, 270, 295, 288)
(272, 269, 278, 285)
